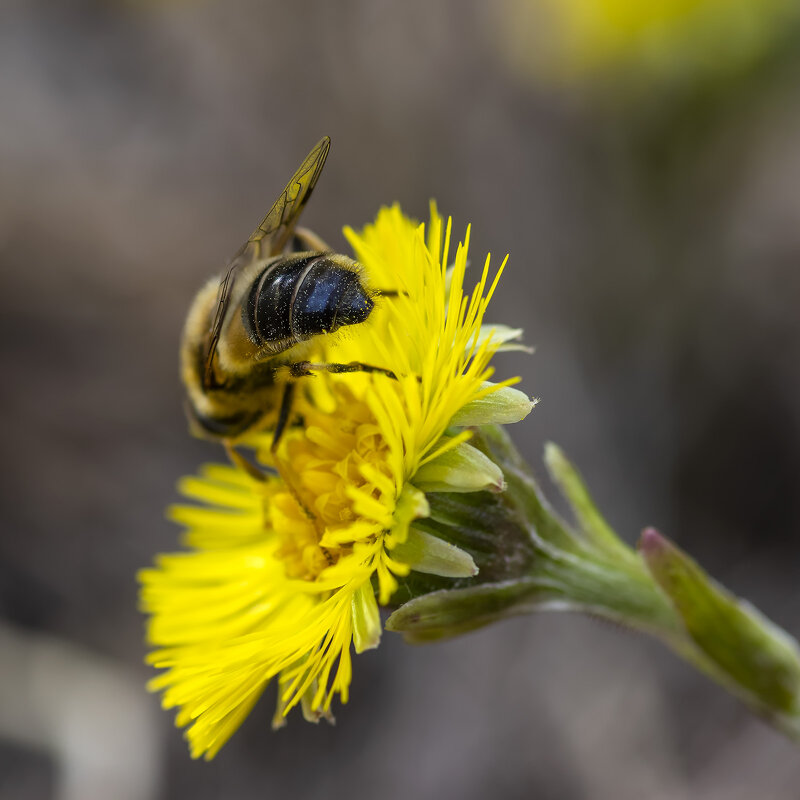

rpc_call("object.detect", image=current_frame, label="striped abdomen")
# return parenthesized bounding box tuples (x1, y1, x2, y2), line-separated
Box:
(243, 253, 373, 353)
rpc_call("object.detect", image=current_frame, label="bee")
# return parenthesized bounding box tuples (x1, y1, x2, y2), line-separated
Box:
(181, 136, 391, 452)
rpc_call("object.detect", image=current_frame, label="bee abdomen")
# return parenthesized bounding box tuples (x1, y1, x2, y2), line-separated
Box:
(244, 254, 373, 350)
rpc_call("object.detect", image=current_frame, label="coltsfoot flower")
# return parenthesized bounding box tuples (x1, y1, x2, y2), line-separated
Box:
(139, 205, 535, 759)
(142, 204, 800, 757)
(490, 0, 798, 90)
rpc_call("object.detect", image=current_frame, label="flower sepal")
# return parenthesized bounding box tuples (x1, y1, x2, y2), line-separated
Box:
(391, 528, 478, 579)
(414, 439, 506, 494)
(386, 578, 542, 643)
(450, 383, 537, 427)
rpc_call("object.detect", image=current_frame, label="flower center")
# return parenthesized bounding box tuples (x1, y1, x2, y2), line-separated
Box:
(267, 384, 394, 581)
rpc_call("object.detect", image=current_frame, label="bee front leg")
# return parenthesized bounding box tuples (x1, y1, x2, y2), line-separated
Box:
(287, 361, 397, 380)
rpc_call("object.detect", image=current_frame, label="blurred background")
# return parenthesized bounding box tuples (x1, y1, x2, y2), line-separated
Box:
(2, 0, 800, 797)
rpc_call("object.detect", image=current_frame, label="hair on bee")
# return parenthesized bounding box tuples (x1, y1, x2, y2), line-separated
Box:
(180, 136, 392, 450)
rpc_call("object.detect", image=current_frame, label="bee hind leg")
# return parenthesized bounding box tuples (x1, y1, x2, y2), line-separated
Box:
(223, 441, 270, 483)
(271, 381, 297, 453)
(270, 381, 317, 521)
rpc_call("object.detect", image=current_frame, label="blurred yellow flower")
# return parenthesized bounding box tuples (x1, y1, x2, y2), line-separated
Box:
(139, 205, 534, 759)
(492, 0, 797, 88)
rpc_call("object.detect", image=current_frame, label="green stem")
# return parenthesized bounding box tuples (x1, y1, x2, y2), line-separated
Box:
(388, 425, 800, 744)
(524, 526, 800, 742)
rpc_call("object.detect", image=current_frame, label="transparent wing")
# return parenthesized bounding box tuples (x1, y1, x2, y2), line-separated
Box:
(245, 135, 331, 258)
(203, 136, 331, 388)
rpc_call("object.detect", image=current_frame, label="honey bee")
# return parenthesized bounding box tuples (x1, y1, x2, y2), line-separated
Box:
(181, 136, 390, 451)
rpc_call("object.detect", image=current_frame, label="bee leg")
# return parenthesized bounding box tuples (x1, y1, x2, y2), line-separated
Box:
(271, 381, 297, 453)
(288, 361, 397, 380)
(223, 441, 269, 483)
(269, 382, 317, 522)
(291, 227, 330, 253)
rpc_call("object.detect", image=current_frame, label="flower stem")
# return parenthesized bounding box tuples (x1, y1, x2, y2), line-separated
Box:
(387, 425, 800, 744)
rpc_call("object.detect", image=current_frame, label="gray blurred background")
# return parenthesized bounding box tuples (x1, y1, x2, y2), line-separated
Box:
(1, 1, 799, 798)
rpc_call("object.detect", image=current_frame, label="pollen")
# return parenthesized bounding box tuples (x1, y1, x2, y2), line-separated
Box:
(269, 384, 394, 581)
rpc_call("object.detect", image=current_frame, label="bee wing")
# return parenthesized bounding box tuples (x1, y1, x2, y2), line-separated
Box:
(203, 136, 331, 388)
(245, 135, 331, 258)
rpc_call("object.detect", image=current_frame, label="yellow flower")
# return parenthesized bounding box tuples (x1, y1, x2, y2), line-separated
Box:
(139, 205, 534, 759)
(491, 0, 797, 88)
